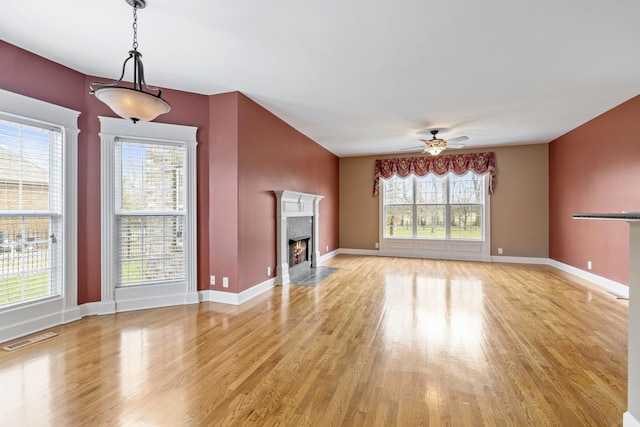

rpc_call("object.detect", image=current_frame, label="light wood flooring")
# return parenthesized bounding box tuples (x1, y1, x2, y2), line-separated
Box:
(0, 255, 629, 426)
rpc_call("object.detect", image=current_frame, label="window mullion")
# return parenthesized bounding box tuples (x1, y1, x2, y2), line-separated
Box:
(411, 175, 418, 238)
(445, 175, 450, 239)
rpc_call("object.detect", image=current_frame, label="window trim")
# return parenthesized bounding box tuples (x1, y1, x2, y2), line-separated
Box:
(99, 117, 198, 313)
(379, 171, 491, 262)
(383, 173, 485, 240)
(0, 88, 80, 343)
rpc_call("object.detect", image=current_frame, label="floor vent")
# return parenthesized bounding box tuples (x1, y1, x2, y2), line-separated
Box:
(2, 331, 58, 352)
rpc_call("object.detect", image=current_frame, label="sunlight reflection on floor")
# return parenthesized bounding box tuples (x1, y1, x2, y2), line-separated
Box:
(383, 271, 484, 359)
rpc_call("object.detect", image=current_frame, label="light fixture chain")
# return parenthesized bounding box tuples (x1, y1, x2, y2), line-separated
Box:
(132, 4, 138, 50)
(89, 0, 171, 123)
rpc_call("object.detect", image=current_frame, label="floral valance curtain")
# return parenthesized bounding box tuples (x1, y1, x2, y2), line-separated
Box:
(373, 152, 496, 195)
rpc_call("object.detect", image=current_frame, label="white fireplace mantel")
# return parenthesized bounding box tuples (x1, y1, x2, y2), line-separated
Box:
(274, 190, 324, 285)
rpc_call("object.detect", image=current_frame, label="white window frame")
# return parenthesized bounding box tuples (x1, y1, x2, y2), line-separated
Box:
(0, 88, 80, 343)
(379, 172, 491, 262)
(99, 117, 198, 313)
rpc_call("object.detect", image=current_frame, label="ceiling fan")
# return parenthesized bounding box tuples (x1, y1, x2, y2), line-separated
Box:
(401, 129, 468, 155)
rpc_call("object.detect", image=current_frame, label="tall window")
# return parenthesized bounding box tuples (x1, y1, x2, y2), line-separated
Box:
(0, 117, 62, 308)
(383, 172, 485, 239)
(116, 141, 185, 286)
(100, 117, 197, 313)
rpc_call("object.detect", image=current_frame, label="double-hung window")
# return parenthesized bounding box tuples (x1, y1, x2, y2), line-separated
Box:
(383, 172, 486, 240)
(0, 117, 63, 307)
(0, 88, 79, 343)
(100, 117, 197, 313)
(116, 140, 186, 286)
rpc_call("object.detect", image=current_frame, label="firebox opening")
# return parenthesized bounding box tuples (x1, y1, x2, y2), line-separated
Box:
(289, 236, 311, 268)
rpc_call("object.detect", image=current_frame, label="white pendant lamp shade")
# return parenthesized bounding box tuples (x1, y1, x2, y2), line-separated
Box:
(94, 87, 170, 123)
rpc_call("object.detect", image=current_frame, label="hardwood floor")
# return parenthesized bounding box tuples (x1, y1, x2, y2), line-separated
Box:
(0, 256, 628, 426)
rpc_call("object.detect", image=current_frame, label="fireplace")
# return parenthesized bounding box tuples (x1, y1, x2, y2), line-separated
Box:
(289, 236, 310, 267)
(274, 190, 324, 285)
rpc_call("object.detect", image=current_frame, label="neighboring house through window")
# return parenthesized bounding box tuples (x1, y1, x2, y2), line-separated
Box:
(0, 119, 62, 307)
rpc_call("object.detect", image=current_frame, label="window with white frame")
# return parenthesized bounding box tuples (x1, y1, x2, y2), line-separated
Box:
(116, 140, 186, 286)
(0, 89, 78, 343)
(383, 172, 485, 240)
(99, 117, 197, 313)
(0, 116, 63, 308)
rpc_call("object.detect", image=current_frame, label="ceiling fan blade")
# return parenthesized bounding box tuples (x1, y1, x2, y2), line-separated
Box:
(446, 136, 469, 143)
(447, 143, 466, 149)
(400, 145, 424, 151)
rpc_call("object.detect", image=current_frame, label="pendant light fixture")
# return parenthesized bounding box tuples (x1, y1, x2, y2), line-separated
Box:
(89, 0, 170, 123)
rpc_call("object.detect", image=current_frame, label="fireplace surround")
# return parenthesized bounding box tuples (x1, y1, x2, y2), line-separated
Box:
(274, 190, 323, 285)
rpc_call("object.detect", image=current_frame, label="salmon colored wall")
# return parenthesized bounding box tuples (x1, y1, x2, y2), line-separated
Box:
(237, 94, 339, 292)
(339, 145, 549, 258)
(208, 93, 240, 293)
(0, 41, 85, 111)
(549, 95, 640, 285)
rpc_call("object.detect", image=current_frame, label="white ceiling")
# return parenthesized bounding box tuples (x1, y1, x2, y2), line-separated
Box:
(2, 0, 640, 157)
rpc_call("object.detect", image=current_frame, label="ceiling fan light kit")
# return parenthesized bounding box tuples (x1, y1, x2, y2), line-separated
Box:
(421, 130, 448, 156)
(89, 0, 171, 123)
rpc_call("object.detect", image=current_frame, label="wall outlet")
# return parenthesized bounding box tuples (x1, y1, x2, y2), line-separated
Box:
(375, 242, 379, 249)
(588, 261, 592, 270)
(498, 248, 503, 255)
(326, 245, 329, 252)
(210, 275, 215, 285)
(267, 266, 271, 276)
(222, 277, 229, 288)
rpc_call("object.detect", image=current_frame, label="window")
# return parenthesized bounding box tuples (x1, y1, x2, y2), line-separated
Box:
(0, 88, 79, 343)
(0, 117, 63, 308)
(383, 172, 485, 240)
(99, 117, 197, 313)
(116, 141, 186, 285)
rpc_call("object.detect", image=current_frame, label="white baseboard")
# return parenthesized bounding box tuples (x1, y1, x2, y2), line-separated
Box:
(199, 289, 239, 305)
(0, 311, 63, 345)
(62, 306, 82, 324)
(0, 298, 65, 344)
(199, 278, 275, 305)
(625, 411, 640, 427)
(492, 256, 549, 265)
(549, 259, 629, 298)
(79, 301, 115, 317)
(338, 248, 380, 256)
(319, 249, 340, 263)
